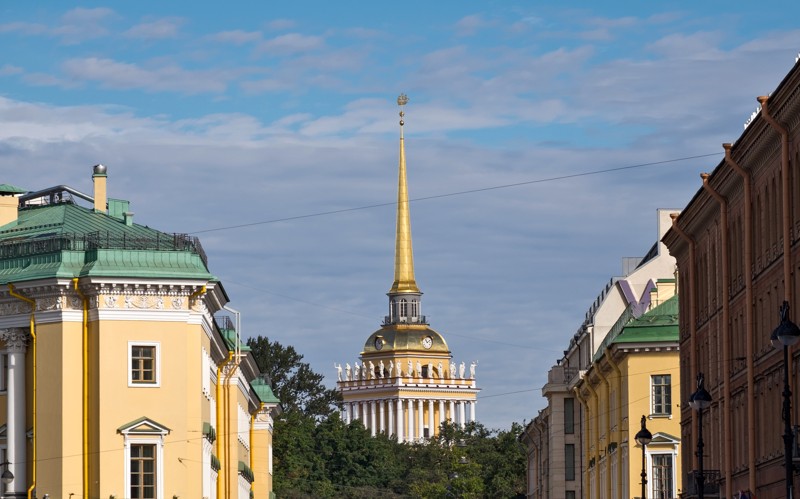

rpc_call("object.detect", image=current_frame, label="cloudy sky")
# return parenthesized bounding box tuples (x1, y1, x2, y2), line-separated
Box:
(2, 1, 799, 430)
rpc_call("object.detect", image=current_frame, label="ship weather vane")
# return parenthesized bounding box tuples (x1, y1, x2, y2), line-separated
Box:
(397, 93, 408, 126)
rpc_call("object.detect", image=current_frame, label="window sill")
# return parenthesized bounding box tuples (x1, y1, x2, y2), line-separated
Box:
(648, 413, 672, 420)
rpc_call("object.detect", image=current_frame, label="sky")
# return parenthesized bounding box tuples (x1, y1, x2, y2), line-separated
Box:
(1, 1, 799, 431)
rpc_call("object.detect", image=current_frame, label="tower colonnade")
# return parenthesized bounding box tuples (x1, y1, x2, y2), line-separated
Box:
(342, 397, 477, 441)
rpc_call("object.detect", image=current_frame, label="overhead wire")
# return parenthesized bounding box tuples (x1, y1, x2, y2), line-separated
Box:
(190, 152, 720, 235)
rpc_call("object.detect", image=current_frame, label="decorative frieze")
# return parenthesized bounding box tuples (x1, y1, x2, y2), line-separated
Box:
(0, 327, 30, 352)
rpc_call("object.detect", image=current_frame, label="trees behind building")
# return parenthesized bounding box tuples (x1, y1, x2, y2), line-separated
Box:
(248, 336, 525, 498)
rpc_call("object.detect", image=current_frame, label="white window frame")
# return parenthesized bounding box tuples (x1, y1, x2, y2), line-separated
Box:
(121, 429, 167, 499)
(650, 374, 672, 416)
(128, 341, 161, 387)
(647, 450, 678, 499)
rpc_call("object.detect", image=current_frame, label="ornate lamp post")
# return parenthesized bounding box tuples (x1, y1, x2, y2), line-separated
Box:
(771, 301, 800, 499)
(689, 372, 712, 499)
(635, 415, 652, 499)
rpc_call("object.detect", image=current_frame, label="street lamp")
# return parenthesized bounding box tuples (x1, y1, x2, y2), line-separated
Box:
(635, 415, 652, 499)
(689, 372, 712, 499)
(771, 300, 800, 499)
(0, 460, 13, 484)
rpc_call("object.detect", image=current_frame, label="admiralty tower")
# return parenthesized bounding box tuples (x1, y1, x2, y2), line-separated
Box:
(335, 95, 479, 442)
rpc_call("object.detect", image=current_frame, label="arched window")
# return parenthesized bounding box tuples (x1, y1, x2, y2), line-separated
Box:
(400, 299, 408, 318)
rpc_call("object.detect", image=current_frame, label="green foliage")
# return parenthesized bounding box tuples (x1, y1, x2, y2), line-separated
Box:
(251, 338, 525, 497)
(247, 335, 341, 419)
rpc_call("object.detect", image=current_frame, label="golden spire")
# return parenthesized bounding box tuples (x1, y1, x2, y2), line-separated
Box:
(389, 94, 420, 294)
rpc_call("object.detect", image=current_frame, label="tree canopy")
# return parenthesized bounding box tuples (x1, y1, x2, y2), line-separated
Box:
(248, 336, 525, 498)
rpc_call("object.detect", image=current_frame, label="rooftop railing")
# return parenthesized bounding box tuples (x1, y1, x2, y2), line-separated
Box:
(0, 231, 208, 268)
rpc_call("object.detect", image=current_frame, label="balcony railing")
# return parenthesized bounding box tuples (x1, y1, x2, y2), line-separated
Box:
(683, 470, 721, 497)
(0, 231, 208, 267)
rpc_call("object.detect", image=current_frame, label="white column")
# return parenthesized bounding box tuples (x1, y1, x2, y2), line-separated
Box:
(397, 399, 405, 442)
(428, 399, 435, 438)
(355, 401, 361, 421)
(379, 400, 386, 434)
(438, 400, 445, 428)
(1, 328, 29, 495)
(469, 400, 476, 423)
(345, 403, 352, 424)
(407, 400, 415, 442)
(449, 400, 455, 423)
(459, 401, 466, 428)
(388, 399, 395, 437)
(370, 401, 377, 436)
(417, 400, 424, 441)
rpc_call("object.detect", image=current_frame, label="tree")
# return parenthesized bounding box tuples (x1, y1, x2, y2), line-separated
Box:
(247, 335, 341, 419)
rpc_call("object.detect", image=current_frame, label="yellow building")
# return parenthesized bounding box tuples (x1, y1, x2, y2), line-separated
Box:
(576, 280, 682, 498)
(0, 168, 279, 498)
(336, 96, 479, 441)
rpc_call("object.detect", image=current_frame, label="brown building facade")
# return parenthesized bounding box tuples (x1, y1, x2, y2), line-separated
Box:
(663, 57, 800, 498)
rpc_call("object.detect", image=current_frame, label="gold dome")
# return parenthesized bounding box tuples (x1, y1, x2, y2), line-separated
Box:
(363, 324, 450, 354)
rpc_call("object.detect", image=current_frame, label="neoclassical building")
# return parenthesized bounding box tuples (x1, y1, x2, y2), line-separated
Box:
(0, 167, 279, 498)
(335, 96, 479, 442)
(520, 209, 678, 499)
(663, 56, 800, 498)
(576, 280, 682, 499)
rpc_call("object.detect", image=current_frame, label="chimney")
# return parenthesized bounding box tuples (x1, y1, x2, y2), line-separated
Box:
(0, 194, 19, 226)
(93, 164, 107, 213)
(0, 184, 25, 227)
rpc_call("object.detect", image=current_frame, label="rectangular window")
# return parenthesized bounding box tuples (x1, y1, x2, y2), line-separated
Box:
(130, 443, 157, 499)
(564, 397, 575, 434)
(129, 342, 160, 387)
(565, 492, 576, 499)
(652, 454, 674, 497)
(565, 443, 575, 481)
(652, 374, 672, 415)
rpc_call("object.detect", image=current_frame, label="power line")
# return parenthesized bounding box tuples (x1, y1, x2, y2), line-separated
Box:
(190, 152, 719, 235)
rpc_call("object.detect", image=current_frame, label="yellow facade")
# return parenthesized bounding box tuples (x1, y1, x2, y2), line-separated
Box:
(576, 283, 682, 498)
(0, 168, 279, 498)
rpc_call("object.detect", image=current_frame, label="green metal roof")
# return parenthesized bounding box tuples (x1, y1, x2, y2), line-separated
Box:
(612, 295, 679, 344)
(0, 201, 213, 283)
(251, 377, 281, 404)
(0, 184, 26, 195)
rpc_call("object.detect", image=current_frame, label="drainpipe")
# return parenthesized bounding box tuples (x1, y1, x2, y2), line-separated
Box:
(583, 379, 601, 499)
(723, 144, 757, 493)
(605, 352, 625, 497)
(216, 351, 234, 499)
(7, 284, 36, 499)
(701, 173, 733, 497)
(758, 96, 793, 306)
(223, 306, 242, 499)
(669, 213, 699, 472)
(573, 386, 589, 498)
(72, 278, 90, 499)
(595, 366, 613, 499)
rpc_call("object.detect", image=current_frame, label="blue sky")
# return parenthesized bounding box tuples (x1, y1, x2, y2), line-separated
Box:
(2, 1, 800, 430)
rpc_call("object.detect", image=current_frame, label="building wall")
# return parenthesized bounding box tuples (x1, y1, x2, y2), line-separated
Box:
(663, 58, 800, 498)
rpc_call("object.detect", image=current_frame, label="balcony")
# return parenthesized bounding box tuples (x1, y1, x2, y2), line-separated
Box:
(681, 470, 721, 498)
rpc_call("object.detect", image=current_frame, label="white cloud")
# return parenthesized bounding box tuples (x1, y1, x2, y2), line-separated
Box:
(53, 7, 117, 43)
(257, 33, 325, 56)
(60, 57, 230, 94)
(208, 29, 262, 44)
(124, 18, 185, 39)
(0, 65, 23, 76)
(0, 21, 47, 35)
(455, 14, 491, 36)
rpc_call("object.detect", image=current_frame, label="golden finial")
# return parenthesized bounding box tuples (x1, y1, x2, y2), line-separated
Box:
(397, 93, 408, 126)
